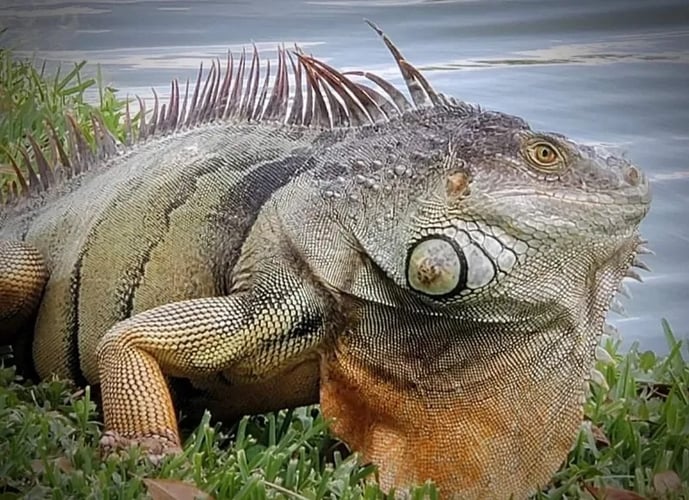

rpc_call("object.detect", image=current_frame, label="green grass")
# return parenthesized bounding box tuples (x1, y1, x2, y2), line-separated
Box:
(0, 372, 384, 499)
(539, 321, 689, 499)
(0, 38, 129, 195)
(1, 45, 688, 499)
(0, 325, 687, 499)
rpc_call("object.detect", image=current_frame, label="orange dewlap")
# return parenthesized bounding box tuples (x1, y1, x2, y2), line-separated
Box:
(320, 349, 580, 499)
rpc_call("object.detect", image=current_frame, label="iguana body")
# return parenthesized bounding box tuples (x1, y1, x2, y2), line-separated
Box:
(0, 24, 651, 499)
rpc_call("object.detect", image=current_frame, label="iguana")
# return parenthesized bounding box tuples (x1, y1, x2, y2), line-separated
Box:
(0, 22, 651, 499)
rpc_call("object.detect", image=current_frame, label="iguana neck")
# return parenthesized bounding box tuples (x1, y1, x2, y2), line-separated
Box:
(320, 322, 593, 499)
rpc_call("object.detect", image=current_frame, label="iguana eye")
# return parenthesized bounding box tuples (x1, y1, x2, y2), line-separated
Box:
(524, 140, 564, 172)
(406, 237, 466, 297)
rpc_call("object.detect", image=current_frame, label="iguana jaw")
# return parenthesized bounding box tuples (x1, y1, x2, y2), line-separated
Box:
(320, 331, 588, 499)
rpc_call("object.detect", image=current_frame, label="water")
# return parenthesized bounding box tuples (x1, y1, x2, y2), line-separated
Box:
(2, 0, 688, 354)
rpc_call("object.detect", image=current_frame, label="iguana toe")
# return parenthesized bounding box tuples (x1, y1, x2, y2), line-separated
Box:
(99, 430, 182, 464)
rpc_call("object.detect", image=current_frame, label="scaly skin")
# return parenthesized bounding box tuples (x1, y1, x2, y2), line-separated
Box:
(0, 241, 48, 342)
(0, 26, 651, 499)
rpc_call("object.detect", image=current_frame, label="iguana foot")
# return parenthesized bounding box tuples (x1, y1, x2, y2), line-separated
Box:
(100, 430, 182, 464)
(0, 240, 49, 343)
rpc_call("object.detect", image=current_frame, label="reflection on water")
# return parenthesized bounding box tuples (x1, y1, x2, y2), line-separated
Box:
(2, 0, 688, 353)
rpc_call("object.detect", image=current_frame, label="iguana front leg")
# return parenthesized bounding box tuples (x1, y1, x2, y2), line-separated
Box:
(0, 240, 49, 343)
(96, 267, 329, 455)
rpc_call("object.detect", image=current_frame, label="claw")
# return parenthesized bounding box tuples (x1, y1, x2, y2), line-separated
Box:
(99, 430, 182, 465)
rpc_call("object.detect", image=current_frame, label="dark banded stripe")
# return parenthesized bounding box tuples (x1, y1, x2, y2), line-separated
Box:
(118, 159, 228, 319)
(67, 175, 149, 386)
(208, 153, 317, 294)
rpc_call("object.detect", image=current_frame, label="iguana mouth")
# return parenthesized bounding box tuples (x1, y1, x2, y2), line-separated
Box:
(490, 186, 651, 208)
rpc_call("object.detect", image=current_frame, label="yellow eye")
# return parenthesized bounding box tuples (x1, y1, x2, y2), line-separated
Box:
(525, 140, 564, 171)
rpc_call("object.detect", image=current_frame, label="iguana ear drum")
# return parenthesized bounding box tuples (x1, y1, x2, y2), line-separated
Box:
(406, 236, 467, 297)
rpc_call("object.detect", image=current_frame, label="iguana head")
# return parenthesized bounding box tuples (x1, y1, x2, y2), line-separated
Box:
(313, 25, 652, 500)
(356, 108, 651, 325)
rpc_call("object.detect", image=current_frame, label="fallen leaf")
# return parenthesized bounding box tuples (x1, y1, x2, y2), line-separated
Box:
(30, 457, 74, 475)
(653, 470, 682, 495)
(143, 478, 213, 500)
(584, 483, 647, 499)
(30, 459, 45, 474)
(55, 456, 74, 473)
(590, 424, 611, 448)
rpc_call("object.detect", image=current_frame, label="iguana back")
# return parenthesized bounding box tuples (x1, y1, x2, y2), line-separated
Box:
(4, 121, 325, 384)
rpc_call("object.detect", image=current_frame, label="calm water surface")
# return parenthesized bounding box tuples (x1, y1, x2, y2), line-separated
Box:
(2, 0, 688, 353)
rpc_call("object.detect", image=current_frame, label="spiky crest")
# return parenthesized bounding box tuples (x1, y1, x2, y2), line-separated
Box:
(1, 23, 452, 206)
